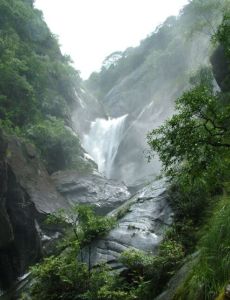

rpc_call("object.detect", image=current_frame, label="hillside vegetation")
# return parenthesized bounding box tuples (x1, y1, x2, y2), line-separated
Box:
(0, 0, 230, 299)
(0, 0, 95, 173)
(86, 0, 226, 104)
(147, 10, 230, 300)
(85, 0, 229, 185)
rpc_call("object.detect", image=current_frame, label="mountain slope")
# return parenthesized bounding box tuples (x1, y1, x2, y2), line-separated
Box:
(86, 0, 227, 185)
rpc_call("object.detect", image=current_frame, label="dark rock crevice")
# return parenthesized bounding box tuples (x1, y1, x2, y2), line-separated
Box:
(0, 167, 42, 290)
(211, 45, 230, 93)
(0, 131, 69, 291)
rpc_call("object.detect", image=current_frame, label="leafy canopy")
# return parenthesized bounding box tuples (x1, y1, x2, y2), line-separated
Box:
(21, 205, 126, 300)
(25, 118, 91, 173)
(147, 68, 230, 183)
(0, 0, 80, 128)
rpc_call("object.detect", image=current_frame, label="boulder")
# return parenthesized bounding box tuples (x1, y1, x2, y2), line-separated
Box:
(52, 170, 130, 215)
(82, 179, 173, 270)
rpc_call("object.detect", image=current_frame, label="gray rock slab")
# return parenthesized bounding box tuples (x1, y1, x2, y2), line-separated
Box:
(0, 132, 69, 291)
(52, 170, 130, 215)
(7, 137, 68, 214)
(83, 179, 173, 270)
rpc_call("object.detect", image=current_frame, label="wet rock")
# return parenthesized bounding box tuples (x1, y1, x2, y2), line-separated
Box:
(211, 45, 230, 93)
(99, 34, 211, 185)
(0, 131, 13, 250)
(0, 132, 68, 291)
(82, 179, 173, 271)
(52, 170, 130, 215)
(72, 86, 106, 135)
(6, 136, 69, 214)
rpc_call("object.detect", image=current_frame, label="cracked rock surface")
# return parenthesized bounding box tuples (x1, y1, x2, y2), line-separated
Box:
(52, 170, 130, 215)
(83, 179, 173, 270)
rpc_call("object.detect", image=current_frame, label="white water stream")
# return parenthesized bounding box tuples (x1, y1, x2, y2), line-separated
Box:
(83, 114, 128, 178)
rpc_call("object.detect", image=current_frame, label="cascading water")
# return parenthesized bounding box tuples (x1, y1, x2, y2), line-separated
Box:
(83, 114, 128, 178)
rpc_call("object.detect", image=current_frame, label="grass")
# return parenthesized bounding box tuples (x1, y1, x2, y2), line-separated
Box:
(174, 189, 230, 300)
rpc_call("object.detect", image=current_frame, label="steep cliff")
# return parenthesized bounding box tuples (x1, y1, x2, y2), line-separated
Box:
(0, 0, 104, 173)
(86, 0, 226, 185)
(0, 130, 69, 290)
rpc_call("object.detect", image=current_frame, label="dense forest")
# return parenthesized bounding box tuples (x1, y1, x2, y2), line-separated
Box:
(0, 0, 230, 299)
(0, 0, 95, 174)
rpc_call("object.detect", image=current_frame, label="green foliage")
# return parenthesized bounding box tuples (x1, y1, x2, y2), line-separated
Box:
(22, 205, 186, 300)
(147, 81, 230, 178)
(115, 202, 133, 220)
(24, 252, 89, 300)
(86, 46, 146, 100)
(215, 12, 230, 58)
(86, 0, 227, 103)
(165, 220, 198, 254)
(181, 0, 228, 37)
(75, 205, 116, 245)
(24, 259, 136, 300)
(25, 118, 90, 173)
(120, 240, 185, 299)
(46, 204, 116, 249)
(147, 14, 230, 299)
(0, 27, 37, 126)
(174, 194, 230, 300)
(85, 13, 181, 100)
(0, 0, 91, 173)
(147, 67, 230, 226)
(211, 11, 230, 95)
(120, 249, 156, 274)
(21, 205, 122, 300)
(0, 0, 80, 127)
(147, 13, 230, 235)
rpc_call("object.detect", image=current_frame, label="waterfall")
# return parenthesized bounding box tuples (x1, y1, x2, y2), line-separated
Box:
(83, 114, 128, 178)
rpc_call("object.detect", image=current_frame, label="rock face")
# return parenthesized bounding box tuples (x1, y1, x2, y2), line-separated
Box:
(72, 86, 106, 136)
(82, 179, 173, 270)
(52, 170, 131, 215)
(104, 35, 211, 185)
(85, 31, 212, 185)
(0, 131, 68, 291)
(0, 132, 13, 250)
(211, 45, 230, 93)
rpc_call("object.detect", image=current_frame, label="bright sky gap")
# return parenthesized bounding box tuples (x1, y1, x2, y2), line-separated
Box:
(35, 0, 189, 79)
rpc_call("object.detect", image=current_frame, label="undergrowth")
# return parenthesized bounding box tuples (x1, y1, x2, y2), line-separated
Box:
(174, 191, 230, 300)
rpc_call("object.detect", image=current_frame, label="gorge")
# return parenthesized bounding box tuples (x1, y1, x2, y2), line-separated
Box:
(0, 0, 230, 299)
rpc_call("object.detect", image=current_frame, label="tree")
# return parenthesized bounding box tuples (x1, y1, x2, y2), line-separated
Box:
(46, 205, 116, 267)
(181, 0, 229, 37)
(214, 12, 230, 57)
(147, 68, 230, 192)
(102, 51, 123, 70)
(147, 12, 230, 225)
(20, 206, 132, 300)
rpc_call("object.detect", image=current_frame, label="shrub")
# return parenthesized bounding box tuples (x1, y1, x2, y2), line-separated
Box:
(120, 240, 185, 299)
(25, 117, 91, 173)
(21, 205, 119, 300)
(174, 194, 230, 300)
